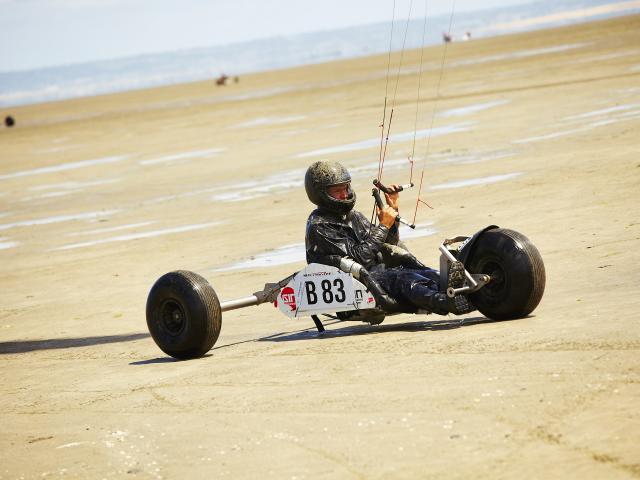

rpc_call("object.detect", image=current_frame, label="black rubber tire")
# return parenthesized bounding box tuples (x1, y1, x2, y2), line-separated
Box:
(146, 270, 221, 359)
(466, 228, 545, 320)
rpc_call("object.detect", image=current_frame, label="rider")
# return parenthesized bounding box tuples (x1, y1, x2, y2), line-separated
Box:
(304, 160, 473, 315)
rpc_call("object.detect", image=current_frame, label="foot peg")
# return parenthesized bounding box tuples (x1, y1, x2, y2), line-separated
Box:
(446, 261, 474, 314)
(447, 261, 466, 289)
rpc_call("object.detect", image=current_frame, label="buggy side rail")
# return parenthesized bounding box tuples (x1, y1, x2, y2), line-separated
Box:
(326, 255, 405, 313)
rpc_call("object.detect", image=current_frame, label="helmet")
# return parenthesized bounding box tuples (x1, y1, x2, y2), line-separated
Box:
(304, 161, 356, 214)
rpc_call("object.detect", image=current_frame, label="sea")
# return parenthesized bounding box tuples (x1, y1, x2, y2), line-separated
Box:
(1, 0, 638, 108)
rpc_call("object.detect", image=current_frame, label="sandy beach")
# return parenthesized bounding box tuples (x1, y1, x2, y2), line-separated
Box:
(1, 14, 639, 479)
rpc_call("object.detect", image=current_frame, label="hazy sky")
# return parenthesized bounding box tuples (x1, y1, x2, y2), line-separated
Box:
(0, 0, 535, 72)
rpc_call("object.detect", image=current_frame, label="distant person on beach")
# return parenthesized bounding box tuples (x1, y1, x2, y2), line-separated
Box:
(215, 73, 229, 86)
(304, 160, 473, 316)
(463, 31, 472, 41)
(442, 32, 452, 43)
(4, 115, 15, 127)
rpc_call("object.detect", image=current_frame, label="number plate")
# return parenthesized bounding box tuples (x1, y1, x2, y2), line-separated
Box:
(277, 263, 376, 318)
(297, 269, 354, 310)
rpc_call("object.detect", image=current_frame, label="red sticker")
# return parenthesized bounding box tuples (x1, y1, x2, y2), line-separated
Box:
(280, 286, 297, 311)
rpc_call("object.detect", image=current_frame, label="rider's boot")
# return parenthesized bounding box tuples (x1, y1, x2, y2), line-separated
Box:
(406, 261, 474, 315)
(418, 291, 473, 315)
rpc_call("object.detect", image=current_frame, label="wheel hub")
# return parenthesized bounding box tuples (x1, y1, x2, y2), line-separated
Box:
(482, 260, 507, 299)
(160, 299, 186, 336)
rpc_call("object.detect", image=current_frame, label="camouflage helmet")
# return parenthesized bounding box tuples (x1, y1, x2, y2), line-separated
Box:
(304, 161, 356, 214)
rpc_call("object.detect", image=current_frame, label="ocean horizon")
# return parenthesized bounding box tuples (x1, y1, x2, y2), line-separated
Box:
(1, 0, 638, 108)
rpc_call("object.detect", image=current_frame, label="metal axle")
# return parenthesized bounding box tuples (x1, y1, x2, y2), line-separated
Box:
(219, 274, 295, 313)
(220, 296, 260, 312)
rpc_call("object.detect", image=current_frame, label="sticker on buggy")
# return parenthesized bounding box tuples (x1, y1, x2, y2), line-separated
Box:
(277, 263, 376, 318)
(279, 286, 297, 312)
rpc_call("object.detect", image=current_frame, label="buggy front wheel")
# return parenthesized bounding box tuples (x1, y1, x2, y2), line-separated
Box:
(466, 228, 545, 320)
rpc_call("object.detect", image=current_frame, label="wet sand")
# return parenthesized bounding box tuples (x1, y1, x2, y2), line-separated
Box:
(1, 15, 639, 479)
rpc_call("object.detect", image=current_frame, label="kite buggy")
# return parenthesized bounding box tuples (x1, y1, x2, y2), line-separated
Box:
(146, 2, 547, 359)
(145, 176, 546, 360)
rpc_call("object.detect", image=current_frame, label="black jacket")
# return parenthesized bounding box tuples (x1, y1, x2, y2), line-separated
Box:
(305, 207, 400, 270)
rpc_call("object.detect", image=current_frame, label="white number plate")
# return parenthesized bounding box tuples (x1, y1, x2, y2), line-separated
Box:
(296, 269, 355, 311)
(277, 263, 376, 318)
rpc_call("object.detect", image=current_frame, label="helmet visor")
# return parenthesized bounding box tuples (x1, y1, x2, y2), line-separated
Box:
(326, 182, 353, 201)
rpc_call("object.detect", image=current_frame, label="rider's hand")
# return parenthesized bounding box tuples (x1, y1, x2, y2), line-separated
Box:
(385, 184, 400, 211)
(377, 205, 398, 228)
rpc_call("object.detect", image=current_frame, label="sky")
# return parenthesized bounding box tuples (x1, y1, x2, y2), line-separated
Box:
(0, 0, 535, 72)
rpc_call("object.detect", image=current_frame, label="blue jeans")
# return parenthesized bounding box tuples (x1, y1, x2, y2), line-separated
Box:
(371, 266, 442, 311)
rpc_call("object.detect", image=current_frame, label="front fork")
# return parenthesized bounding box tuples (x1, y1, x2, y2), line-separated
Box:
(439, 237, 490, 298)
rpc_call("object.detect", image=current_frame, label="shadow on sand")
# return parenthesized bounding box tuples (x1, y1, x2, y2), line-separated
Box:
(124, 316, 526, 363)
(258, 315, 520, 343)
(0, 333, 150, 354)
(129, 353, 212, 365)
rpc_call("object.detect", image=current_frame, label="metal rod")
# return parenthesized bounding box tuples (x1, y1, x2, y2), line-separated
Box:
(447, 286, 471, 297)
(220, 295, 260, 312)
(373, 179, 413, 193)
(372, 188, 415, 229)
(396, 216, 415, 229)
(438, 244, 477, 287)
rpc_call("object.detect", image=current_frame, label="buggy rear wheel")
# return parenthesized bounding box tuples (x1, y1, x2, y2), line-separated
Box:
(146, 270, 221, 359)
(466, 228, 545, 320)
